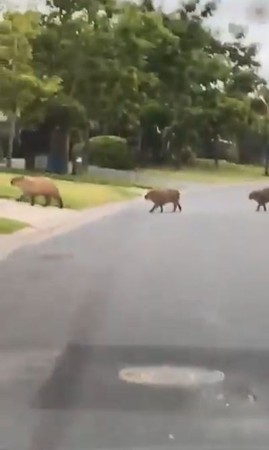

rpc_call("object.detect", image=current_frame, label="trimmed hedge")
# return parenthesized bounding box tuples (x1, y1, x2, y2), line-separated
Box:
(89, 135, 134, 170)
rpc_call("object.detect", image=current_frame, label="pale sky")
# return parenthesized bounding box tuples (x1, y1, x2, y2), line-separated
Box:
(4, 0, 269, 79)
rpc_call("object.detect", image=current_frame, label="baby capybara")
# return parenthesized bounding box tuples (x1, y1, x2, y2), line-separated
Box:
(11, 176, 63, 208)
(144, 188, 182, 213)
(249, 187, 269, 211)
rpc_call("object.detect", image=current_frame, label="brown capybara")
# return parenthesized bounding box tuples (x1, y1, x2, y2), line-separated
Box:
(249, 187, 269, 211)
(10, 176, 63, 208)
(144, 188, 182, 213)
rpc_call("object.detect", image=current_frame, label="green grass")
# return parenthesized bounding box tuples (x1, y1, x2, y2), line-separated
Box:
(0, 172, 142, 210)
(0, 217, 27, 234)
(139, 160, 265, 184)
(0, 167, 148, 188)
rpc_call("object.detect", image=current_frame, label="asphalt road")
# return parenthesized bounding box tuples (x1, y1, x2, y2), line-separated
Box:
(1, 183, 269, 450)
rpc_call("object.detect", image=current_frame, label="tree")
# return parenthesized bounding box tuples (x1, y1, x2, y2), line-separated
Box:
(2, 0, 266, 173)
(34, 1, 173, 162)
(0, 11, 60, 168)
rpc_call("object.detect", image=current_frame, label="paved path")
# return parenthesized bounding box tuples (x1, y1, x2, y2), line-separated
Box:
(0, 183, 269, 449)
(0, 198, 140, 260)
(0, 199, 80, 229)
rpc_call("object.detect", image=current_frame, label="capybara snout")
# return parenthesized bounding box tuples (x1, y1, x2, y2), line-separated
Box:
(10, 176, 20, 186)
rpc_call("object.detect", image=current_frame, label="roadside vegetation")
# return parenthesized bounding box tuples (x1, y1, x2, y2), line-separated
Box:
(0, 217, 27, 234)
(0, 0, 269, 182)
(0, 173, 141, 210)
(140, 161, 264, 185)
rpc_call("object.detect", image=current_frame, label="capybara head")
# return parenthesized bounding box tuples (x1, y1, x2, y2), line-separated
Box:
(10, 176, 25, 187)
(249, 191, 258, 201)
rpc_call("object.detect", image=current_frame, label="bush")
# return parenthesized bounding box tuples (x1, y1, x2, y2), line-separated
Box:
(89, 136, 134, 170)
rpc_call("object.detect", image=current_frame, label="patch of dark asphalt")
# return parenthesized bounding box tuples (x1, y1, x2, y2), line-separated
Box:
(35, 345, 263, 413)
(39, 253, 74, 261)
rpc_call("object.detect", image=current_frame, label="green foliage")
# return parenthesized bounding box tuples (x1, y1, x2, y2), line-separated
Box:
(0, 0, 268, 173)
(140, 102, 172, 129)
(0, 11, 60, 167)
(250, 97, 268, 116)
(89, 136, 134, 170)
(0, 11, 60, 116)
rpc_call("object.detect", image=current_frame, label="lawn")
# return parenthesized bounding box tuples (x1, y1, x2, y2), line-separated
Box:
(139, 160, 265, 185)
(0, 173, 142, 210)
(0, 218, 27, 234)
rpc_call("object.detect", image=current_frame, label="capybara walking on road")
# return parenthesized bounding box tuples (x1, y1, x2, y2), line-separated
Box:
(11, 176, 63, 208)
(144, 189, 182, 213)
(249, 187, 269, 211)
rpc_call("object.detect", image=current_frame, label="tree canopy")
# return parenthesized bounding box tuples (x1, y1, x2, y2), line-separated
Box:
(0, 0, 268, 171)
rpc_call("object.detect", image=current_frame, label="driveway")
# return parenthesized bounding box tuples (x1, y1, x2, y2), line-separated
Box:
(0, 183, 268, 450)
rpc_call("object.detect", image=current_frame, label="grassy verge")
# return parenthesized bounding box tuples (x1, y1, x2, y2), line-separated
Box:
(0, 218, 27, 234)
(0, 173, 142, 210)
(139, 161, 265, 184)
(0, 167, 149, 188)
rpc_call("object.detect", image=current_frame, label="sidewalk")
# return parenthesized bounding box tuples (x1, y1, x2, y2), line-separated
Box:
(0, 199, 80, 229)
(0, 198, 140, 260)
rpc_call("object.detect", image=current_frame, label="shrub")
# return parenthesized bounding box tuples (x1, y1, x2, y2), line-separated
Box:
(89, 136, 134, 170)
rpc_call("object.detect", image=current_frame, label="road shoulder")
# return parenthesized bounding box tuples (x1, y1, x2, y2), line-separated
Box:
(0, 197, 142, 260)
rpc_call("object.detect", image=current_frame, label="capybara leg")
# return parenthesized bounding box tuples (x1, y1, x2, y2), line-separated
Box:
(44, 196, 51, 207)
(178, 202, 182, 211)
(57, 196, 63, 209)
(149, 204, 157, 213)
(160, 205, 163, 213)
(256, 203, 260, 212)
(173, 202, 177, 212)
(263, 203, 267, 211)
(30, 195, 36, 206)
(17, 195, 25, 202)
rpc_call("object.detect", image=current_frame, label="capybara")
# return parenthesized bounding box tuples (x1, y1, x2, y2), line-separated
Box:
(249, 187, 269, 211)
(144, 188, 182, 213)
(10, 176, 63, 208)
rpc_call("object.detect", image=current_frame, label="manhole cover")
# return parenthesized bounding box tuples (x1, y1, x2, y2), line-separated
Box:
(119, 366, 225, 388)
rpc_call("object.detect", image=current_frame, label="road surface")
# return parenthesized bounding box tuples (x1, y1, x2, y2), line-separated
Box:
(0, 183, 269, 450)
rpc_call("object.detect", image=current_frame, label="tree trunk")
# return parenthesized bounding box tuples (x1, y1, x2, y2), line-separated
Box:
(264, 145, 269, 176)
(263, 121, 269, 176)
(25, 153, 35, 171)
(213, 138, 219, 169)
(48, 128, 70, 174)
(82, 127, 90, 169)
(6, 114, 16, 169)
